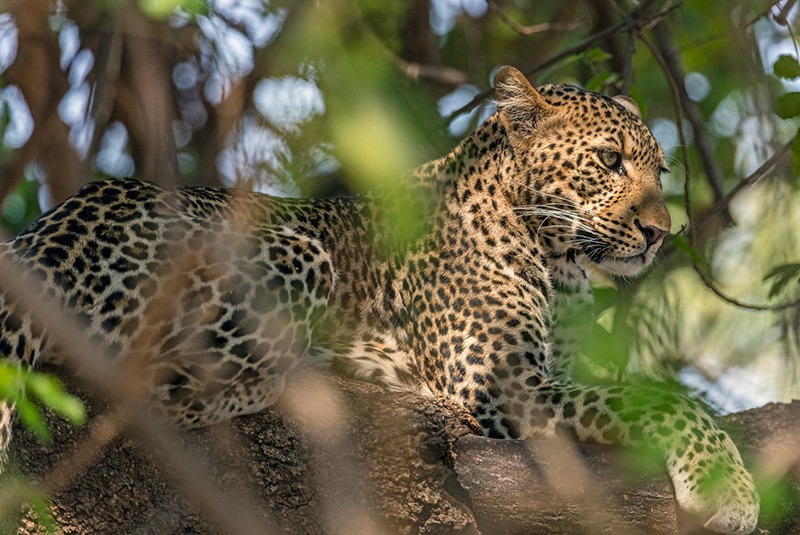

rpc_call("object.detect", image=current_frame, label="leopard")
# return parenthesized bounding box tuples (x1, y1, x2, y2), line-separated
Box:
(0, 66, 758, 533)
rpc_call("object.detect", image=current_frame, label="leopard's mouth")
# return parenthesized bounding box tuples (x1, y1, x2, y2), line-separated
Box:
(577, 229, 656, 277)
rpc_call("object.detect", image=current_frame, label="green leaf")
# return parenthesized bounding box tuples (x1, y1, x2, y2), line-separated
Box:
(0, 362, 25, 401)
(28, 495, 58, 535)
(576, 323, 628, 383)
(26, 373, 87, 425)
(775, 92, 800, 119)
(763, 262, 800, 298)
(763, 263, 800, 282)
(774, 55, 800, 79)
(628, 85, 648, 120)
(592, 286, 618, 316)
(137, 0, 207, 20)
(581, 47, 613, 65)
(0, 99, 10, 138)
(585, 71, 620, 93)
(669, 234, 711, 274)
(16, 397, 51, 444)
(757, 472, 800, 525)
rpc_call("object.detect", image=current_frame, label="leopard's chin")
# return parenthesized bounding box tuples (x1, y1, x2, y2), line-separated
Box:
(593, 245, 665, 277)
(594, 254, 648, 277)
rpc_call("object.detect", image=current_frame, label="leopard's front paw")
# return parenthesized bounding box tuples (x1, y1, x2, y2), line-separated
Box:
(703, 494, 759, 535)
(671, 456, 759, 534)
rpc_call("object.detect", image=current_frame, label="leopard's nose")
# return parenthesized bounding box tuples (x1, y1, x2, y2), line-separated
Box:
(636, 220, 668, 248)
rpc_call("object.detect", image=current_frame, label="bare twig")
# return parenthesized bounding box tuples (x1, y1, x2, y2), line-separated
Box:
(639, 35, 693, 239)
(354, 3, 468, 88)
(643, 34, 800, 312)
(83, 26, 124, 178)
(773, 0, 797, 26)
(679, 0, 783, 53)
(651, 22, 732, 224)
(487, 1, 585, 37)
(695, 139, 793, 232)
(40, 411, 124, 495)
(620, 32, 636, 95)
(394, 59, 469, 86)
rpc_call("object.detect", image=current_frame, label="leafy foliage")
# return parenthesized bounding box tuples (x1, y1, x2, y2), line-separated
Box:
(774, 54, 800, 80)
(775, 92, 800, 119)
(764, 263, 800, 300)
(669, 234, 711, 275)
(0, 362, 86, 443)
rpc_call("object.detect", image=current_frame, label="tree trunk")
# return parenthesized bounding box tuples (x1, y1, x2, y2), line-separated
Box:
(5, 369, 799, 534)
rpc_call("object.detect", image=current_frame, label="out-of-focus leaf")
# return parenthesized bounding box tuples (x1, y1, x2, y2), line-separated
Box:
(0, 362, 24, 400)
(763, 262, 800, 299)
(592, 286, 619, 317)
(585, 71, 620, 93)
(0, 362, 85, 442)
(774, 55, 800, 80)
(576, 321, 629, 384)
(16, 397, 51, 443)
(581, 47, 613, 64)
(669, 234, 711, 273)
(775, 92, 800, 119)
(28, 495, 58, 535)
(628, 85, 648, 120)
(0, 99, 9, 141)
(757, 472, 800, 526)
(138, 0, 206, 20)
(26, 373, 87, 425)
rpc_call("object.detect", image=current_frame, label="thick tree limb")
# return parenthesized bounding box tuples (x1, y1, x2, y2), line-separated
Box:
(5, 369, 799, 534)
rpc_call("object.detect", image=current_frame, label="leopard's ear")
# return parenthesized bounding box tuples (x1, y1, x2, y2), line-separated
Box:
(494, 66, 555, 138)
(612, 95, 641, 118)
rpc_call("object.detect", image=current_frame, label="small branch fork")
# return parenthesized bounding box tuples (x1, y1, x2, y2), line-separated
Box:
(486, 1, 585, 37)
(641, 9, 800, 313)
(444, 0, 680, 123)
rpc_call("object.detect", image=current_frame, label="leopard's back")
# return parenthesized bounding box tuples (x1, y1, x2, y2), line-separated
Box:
(0, 179, 336, 427)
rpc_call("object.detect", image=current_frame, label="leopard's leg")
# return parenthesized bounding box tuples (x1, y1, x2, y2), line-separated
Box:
(532, 259, 757, 533)
(483, 376, 759, 534)
(324, 331, 431, 395)
(138, 227, 336, 428)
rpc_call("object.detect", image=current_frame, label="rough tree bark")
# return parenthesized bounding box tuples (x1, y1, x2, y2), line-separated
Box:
(4, 367, 799, 535)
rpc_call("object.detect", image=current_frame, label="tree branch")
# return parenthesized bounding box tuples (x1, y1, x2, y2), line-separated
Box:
(694, 139, 793, 234)
(444, 1, 681, 124)
(650, 21, 733, 224)
(9, 371, 800, 534)
(487, 1, 585, 37)
(393, 60, 469, 86)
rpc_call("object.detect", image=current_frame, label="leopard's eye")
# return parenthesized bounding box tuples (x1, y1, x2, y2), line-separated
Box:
(599, 149, 622, 170)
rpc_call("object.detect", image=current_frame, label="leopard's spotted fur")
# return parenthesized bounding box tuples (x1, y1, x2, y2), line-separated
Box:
(0, 67, 758, 533)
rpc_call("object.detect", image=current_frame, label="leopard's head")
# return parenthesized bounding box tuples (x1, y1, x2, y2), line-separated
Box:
(494, 66, 671, 277)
